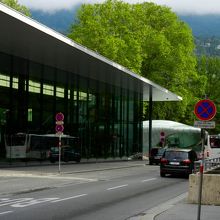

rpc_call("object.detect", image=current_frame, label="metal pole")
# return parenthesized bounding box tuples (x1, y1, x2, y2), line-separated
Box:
(148, 86, 153, 161)
(197, 128, 204, 220)
(58, 135, 61, 173)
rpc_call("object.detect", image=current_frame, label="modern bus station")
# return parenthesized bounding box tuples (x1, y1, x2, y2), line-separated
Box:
(0, 3, 181, 161)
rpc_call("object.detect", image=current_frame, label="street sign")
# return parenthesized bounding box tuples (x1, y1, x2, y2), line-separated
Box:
(194, 121, 215, 129)
(160, 131, 165, 143)
(55, 112, 64, 135)
(55, 124, 64, 133)
(55, 112, 64, 121)
(194, 99, 216, 121)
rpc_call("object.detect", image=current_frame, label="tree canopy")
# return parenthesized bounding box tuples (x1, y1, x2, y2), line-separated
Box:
(0, 0, 31, 16)
(68, 0, 205, 124)
(197, 56, 220, 132)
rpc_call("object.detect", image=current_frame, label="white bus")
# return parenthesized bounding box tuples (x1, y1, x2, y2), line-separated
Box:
(206, 134, 220, 158)
(4, 133, 79, 160)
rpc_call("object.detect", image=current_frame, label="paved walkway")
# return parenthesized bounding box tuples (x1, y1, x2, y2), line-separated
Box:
(154, 199, 220, 220)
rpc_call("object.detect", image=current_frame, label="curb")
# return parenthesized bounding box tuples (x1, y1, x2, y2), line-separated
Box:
(126, 192, 188, 220)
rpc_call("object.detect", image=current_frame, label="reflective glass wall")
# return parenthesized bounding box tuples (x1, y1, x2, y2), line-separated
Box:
(0, 52, 143, 159)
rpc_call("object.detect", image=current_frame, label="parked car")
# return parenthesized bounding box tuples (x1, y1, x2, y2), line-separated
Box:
(160, 148, 198, 177)
(48, 146, 81, 163)
(149, 147, 165, 165)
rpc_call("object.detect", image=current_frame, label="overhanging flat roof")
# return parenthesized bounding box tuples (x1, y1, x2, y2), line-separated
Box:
(0, 3, 182, 102)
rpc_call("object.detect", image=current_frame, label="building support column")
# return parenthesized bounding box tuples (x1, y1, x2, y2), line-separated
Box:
(148, 86, 153, 158)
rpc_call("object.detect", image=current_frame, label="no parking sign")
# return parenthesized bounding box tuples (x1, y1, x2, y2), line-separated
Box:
(194, 99, 216, 121)
(55, 112, 64, 135)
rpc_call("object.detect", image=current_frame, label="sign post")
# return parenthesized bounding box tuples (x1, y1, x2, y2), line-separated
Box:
(194, 99, 216, 220)
(160, 131, 165, 147)
(55, 112, 64, 173)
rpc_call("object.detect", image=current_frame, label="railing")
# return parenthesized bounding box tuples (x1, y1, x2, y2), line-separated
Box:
(194, 157, 220, 173)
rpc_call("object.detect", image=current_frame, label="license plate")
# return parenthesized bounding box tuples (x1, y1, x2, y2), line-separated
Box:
(170, 162, 180, 165)
(155, 156, 160, 159)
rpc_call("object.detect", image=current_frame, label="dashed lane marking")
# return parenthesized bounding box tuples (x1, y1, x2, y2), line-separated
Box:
(51, 194, 88, 203)
(107, 184, 128, 191)
(141, 178, 157, 182)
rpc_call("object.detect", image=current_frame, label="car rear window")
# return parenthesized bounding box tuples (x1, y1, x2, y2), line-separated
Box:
(164, 151, 188, 160)
(158, 149, 165, 154)
(151, 148, 158, 154)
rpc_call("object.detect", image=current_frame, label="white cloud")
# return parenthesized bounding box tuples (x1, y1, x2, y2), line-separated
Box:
(18, 0, 220, 14)
(151, 0, 220, 15)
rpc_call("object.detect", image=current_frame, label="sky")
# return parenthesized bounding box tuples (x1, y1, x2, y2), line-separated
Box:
(17, 0, 220, 15)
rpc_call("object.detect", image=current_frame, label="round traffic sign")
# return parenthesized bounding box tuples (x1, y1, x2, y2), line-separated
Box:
(55, 124, 64, 133)
(55, 112, 64, 121)
(194, 99, 216, 121)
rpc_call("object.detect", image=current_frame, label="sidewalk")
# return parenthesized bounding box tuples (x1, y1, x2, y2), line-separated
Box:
(140, 192, 220, 220)
(154, 198, 220, 220)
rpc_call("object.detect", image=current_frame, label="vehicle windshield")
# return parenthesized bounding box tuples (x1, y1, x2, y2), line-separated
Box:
(5, 134, 26, 146)
(164, 151, 188, 160)
(210, 136, 220, 148)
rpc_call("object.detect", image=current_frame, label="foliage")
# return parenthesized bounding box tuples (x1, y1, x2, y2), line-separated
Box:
(0, 0, 31, 16)
(68, 0, 205, 124)
(197, 56, 220, 133)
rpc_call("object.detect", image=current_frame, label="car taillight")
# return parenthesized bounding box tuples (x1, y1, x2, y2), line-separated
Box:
(183, 159, 191, 165)
(160, 158, 168, 164)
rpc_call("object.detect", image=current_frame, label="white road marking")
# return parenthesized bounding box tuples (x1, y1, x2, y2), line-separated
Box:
(107, 184, 128, 191)
(0, 198, 33, 207)
(0, 211, 13, 215)
(51, 194, 88, 203)
(11, 198, 59, 208)
(141, 178, 157, 182)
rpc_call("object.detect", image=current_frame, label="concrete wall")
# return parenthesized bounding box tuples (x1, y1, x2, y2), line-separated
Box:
(188, 173, 220, 205)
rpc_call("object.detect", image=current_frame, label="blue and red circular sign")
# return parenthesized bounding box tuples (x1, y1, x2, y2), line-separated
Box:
(55, 124, 64, 133)
(55, 112, 64, 121)
(194, 99, 216, 121)
(55, 112, 64, 134)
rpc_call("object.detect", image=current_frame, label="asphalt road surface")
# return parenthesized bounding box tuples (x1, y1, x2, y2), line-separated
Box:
(0, 162, 188, 220)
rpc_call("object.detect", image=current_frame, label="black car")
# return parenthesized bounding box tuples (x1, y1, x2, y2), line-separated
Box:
(160, 148, 198, 177)
(49, 146, 81, 163)
(149, 147, 165, 165)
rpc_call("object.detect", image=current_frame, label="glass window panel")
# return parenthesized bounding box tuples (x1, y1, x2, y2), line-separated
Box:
(43, 84, 53, 96)
(12, 77, 18, 89)
(56, 87, 64, 98)
(0, 73, 10, 87)
(29, 80, 40, 93)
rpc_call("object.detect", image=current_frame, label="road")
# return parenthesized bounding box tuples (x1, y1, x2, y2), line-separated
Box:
(0, 162, 188, 220)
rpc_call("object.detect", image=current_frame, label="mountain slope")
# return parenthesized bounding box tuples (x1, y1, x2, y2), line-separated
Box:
(180, 15, 220, 37)
(31, 7, 79, 34)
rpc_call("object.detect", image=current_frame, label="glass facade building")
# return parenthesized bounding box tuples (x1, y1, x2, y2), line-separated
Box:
(0, 3, 181, 160)
(0, 52, 143, 158)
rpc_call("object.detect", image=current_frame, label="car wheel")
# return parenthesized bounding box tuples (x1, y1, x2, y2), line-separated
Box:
(160, 171, 165, 177)
(149, 161, 153, 165)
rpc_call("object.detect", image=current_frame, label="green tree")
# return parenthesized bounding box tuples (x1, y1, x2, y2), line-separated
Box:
(68, 0, 205, 124)
(0, 0, 31, 16)
(197, 56, 220, 133)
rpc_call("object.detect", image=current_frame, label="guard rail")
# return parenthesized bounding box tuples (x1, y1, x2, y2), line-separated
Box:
(194, 157, 220, 173)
